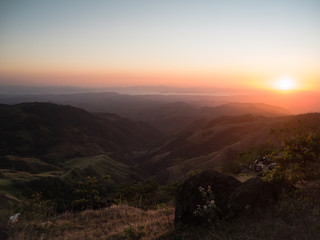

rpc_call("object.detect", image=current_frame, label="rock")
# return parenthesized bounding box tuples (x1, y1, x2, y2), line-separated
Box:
(174, 170, 294, 226)
(0, 227, 8, 240)
(175, 170, 241, 226)
(228, 177, 289, 217)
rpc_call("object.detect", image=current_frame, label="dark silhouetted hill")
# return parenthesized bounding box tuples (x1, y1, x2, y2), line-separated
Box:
(0, 102, 162, 163)
(0, 92, 290, 134)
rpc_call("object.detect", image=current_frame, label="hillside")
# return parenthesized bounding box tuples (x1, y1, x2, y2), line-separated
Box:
(200, 102, 289, 118)
(0, 101, 315, 188)
(0, 102, 319, 239)
(124, 102, 289, 134)
(137, 113, 320, 183)
(61, 154, 137, 185)
(0, 102, 162, 219)
(0, 102, 162, 163)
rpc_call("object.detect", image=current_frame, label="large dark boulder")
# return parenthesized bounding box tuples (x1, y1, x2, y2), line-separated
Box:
(228, 177, 292, 217)
(175, 170, 241, 226)
(0, 227, 8, 240)
(174, 170, 294, 226)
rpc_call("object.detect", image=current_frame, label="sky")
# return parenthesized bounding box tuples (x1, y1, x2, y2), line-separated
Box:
(0, 0, 319, 90)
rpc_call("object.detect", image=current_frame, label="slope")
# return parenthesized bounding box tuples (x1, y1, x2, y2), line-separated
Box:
(0, 102, 162, 163)
(137, 113, 320, 183)
(62, 154, 137, 185)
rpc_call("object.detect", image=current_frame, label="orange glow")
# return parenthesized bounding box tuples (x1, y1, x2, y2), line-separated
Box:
(0, 67, 258, 89)
(0, 63, 318, 91)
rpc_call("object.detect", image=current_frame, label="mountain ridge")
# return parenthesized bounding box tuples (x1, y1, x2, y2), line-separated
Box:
(0, 102, 163, 164)
(136, 113, 320, 183)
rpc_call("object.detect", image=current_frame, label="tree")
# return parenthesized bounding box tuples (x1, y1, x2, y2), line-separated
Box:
(268, 120, 320, 183)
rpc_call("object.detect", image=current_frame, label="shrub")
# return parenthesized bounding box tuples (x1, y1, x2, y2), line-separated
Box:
(268, 121, 320, 183)
(72, 176, 103, 210)
(13, 193, 55, 221)
(116, 178, 159, 208)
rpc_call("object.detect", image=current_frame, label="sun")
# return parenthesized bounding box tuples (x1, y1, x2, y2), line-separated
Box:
(274, 77, 297, 91)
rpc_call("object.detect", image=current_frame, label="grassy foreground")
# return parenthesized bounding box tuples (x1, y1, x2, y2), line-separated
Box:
(6, 186, 320, 240)
(8, 205, 174, 240)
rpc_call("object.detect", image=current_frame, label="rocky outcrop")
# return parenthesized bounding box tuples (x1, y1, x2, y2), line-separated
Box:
(175, 170, 293, 226)
(228, 177, 280, 217)
(175, 170, 241, 226)
(0, 227, 8, 240)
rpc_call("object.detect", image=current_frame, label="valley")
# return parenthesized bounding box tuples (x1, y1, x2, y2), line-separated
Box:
(0, 94, 319, 239)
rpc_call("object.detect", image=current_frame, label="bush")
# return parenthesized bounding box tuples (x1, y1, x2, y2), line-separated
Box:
(268, 121, 320, 183)
(116, 178, 159, 208)
(12, 177, 76, 212)
(116, 178, 176, 209)
(13, 193, 55, 221)
(72, 176, 106, 210)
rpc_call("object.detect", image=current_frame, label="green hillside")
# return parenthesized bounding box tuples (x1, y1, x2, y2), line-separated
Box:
(62, 154, 137, 184)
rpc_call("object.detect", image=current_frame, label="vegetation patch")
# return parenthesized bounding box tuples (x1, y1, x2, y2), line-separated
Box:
(8, 205, 174, 240)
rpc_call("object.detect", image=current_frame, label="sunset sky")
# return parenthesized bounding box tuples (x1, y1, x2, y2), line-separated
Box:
(0, 0, 319, 90)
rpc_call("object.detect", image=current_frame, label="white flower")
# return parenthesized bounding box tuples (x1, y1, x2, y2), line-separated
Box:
(9, 213, 20, 223)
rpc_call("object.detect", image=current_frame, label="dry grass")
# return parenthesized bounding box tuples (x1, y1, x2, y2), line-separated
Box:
(7, 187, 320, 240)
(8, 205, 174, 240)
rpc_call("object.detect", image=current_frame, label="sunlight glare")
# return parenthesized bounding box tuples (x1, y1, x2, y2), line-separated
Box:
(274, 77, 297, 91)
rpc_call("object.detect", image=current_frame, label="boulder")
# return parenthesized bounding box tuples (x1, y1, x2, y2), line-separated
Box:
(228, 177, 290, 217)
(174, 170, 294, 226)
(175, 170, 241, 226)
(0, 227, 8, 240)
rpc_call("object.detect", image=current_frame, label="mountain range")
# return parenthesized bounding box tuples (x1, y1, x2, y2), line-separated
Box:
(1, 100, 319, 202)
(136, 113, 320, 183)
(0, 92, 289, 135)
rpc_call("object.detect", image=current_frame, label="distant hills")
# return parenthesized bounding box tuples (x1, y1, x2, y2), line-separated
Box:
(0, 91, 289, 134)
(0, 102, 162, 163)
(0, 102, 163, 205)
(138, 102, 289, 134)
(1, 100, 319, 206)
(1, 85, 319, 115)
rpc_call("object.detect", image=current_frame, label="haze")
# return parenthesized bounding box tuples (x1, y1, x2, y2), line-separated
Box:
(0, 0, 319, 89)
